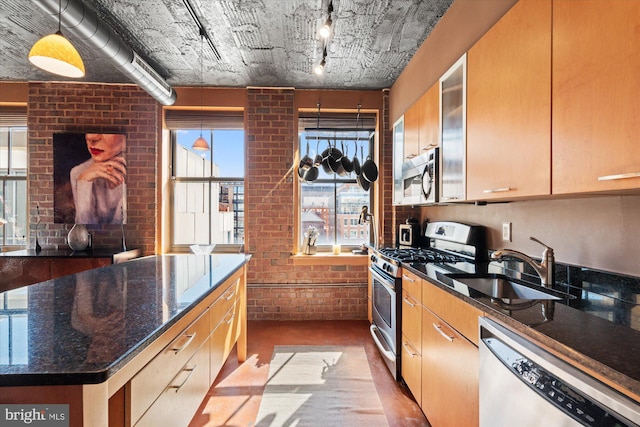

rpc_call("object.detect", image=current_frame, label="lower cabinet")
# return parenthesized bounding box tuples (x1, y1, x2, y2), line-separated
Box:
(400, 277, 482, 427)
(421, 305, 479, 427)
(125, 267, 246, 427)
(134, 339, 211, 427)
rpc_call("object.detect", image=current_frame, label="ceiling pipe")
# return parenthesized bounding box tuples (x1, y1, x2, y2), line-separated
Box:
(32, 0, 177, 105)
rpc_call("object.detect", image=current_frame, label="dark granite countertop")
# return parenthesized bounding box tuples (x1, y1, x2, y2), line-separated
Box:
(404, 261, 640, 401)
(0, 248, 137, 258)
(0, 253, 250, 387)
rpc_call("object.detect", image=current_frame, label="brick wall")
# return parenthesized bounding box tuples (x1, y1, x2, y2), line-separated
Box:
(247, 284, 367, 320)
(27, 82, 158, 255)
(244, 87, 376, 320)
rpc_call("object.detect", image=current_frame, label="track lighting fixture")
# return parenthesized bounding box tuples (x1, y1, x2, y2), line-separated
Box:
(314, 47, 328, 75)
(319, 1, 333, 40)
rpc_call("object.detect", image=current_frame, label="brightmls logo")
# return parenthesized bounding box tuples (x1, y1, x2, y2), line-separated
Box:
(0, 405, 69, 426)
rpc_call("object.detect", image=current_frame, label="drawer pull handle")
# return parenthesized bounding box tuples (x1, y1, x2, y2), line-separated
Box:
(402, 340, 418, 358)
(439, 196, 459, 201)
(224, 289, 236, 300)
(402, 274, 416, 282)
(225, 312, 235, 325)
(402, 295, 417, 307)
(171, 333, 196, 355)
(483, 187, 512, 193)
(432, 323, 454, 342)
(170, 365, 196, 393)
(598, 172, 640, 181)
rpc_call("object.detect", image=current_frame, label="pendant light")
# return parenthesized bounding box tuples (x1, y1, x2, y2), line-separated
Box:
(192, 29, 210, 151)
(28, 0, 85, 78)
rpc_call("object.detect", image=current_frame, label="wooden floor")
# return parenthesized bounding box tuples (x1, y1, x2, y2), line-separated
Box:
(189, 320, 430, 427)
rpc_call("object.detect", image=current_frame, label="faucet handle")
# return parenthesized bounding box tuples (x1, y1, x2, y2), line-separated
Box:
(530, 237, 554, 254)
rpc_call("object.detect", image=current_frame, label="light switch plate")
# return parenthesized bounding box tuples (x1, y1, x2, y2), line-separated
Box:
(502, 222, 512, 242)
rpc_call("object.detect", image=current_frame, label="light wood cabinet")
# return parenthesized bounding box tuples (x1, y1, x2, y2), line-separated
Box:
(466, 0, 552, 201)
(552, 0, 640, 194)
(129, 309, 211, 425)
(421, 305, 479, 427)
(401, 269, 422, 402)
(125, 266, 247, 427)
(419, 83, 439, 151)
(403, 102, 420, 161)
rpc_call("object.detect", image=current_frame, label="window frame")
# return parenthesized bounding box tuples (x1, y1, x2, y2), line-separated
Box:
(296, 112, 376, 254)
(168, 126, 245, 253)
(0, 125, 27, 249)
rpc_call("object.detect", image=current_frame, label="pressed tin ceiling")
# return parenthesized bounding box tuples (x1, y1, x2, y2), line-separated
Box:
(0, 0, 453, 90)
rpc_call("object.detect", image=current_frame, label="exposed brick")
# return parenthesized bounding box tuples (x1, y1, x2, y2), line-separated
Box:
(27, 82, 158, 255)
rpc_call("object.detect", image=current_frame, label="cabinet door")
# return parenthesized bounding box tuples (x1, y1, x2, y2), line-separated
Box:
(440, 55, 467, 202)
(421, 306, 479, 427)
(404, 103, 420, 161)
(553, 1, 640, 194)
(467, 0, 551, 201)
(419, 83, 440, 151)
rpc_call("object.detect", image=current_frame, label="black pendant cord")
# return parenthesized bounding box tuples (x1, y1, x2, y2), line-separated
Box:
(35, 204, 42, 253)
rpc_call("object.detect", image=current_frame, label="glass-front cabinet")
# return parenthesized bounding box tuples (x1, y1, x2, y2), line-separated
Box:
(439, 54, 466, 202)
(392, 116, 404, 205)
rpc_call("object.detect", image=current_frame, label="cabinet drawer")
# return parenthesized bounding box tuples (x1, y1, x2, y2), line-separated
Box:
(130, 309, 210, 424)
(402, 289, 421, 346)
(135, 338, 210, 427)
(210, 277, 240, 330)
(402, 269, 422, 299)
(401, 333, 422, 403)
(423, 282, 483, 345)
(209, 302, 239, 383)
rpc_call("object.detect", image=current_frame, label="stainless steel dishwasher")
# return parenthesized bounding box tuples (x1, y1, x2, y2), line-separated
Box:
(479, 317, 640, 426)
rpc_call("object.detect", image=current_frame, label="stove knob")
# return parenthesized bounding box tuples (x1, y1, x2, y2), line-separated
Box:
(371, 255, 377, 263)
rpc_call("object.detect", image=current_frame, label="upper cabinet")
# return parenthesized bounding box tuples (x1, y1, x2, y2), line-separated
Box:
(552, 0, 640, 194)
(440, 54, 467, 203)
(466, 0, 551, 201)
(403, 82, 440, 162)
(419, 83, 440, 151)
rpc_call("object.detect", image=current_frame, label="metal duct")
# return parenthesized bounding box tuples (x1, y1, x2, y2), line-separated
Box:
(32, 0, 177, 105)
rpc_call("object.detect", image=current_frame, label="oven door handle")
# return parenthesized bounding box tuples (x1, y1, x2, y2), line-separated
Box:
(369, 267, 396, 292)
(369, 324, 396, 362)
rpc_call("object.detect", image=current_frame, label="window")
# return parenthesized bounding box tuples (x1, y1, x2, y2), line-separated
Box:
(298, 111, 375, 251)
(166, 110, 244, 252)
(0, 107, 27, 248)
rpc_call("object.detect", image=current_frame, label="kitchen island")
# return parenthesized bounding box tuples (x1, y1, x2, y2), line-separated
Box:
(0, 253, 250, 427)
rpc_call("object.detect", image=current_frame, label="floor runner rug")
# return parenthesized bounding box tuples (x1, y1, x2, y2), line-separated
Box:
(254, 345, 389, 427)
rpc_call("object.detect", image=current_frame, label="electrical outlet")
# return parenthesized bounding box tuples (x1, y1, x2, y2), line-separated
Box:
(502, 222, 512, 242)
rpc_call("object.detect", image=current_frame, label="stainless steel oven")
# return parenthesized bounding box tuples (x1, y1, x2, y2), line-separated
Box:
(369, 257, 401, 379)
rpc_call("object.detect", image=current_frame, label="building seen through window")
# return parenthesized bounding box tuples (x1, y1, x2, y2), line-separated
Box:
(171, 128, 244, 251)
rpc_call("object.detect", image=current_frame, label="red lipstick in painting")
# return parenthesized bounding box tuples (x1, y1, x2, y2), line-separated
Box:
(89, 148, 104, 156)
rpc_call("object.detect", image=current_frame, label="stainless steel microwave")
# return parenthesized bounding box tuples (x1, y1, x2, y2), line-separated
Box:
(395, 148, 439, 206)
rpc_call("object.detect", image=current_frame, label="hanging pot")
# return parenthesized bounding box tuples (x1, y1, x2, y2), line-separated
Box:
(313, 139, 322, 167)
(304, 165, 319, 182)
(321, 140, 333, 174)
(357, 173, 370, 191)
(299, 140, 313, 170)
(327, 144, 344, 174)
(341, 141, 354, 174)
(361, 154, 379, 182)
(352, 140, 361, 176)
(297, 165, 306, 180)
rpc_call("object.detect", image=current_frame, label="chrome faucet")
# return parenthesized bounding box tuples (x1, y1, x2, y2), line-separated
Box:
(491, 237, 555, 288)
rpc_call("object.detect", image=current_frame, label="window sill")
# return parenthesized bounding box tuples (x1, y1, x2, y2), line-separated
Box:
(291, 252, 369, 266)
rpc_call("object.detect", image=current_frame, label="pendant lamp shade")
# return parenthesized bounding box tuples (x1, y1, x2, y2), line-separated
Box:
(29, 31, 85, 78)
(192, 135, 210, 151)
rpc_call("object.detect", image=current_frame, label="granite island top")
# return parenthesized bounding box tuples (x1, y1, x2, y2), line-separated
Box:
(405, 261, 640, 401)
(0, 253, 250, 387)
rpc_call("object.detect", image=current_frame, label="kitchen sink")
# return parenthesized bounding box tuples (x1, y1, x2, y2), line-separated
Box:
(445, 273, 564, 302)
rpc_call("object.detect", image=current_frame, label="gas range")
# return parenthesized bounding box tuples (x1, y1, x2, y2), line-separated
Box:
(370, 221, 487, 279)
